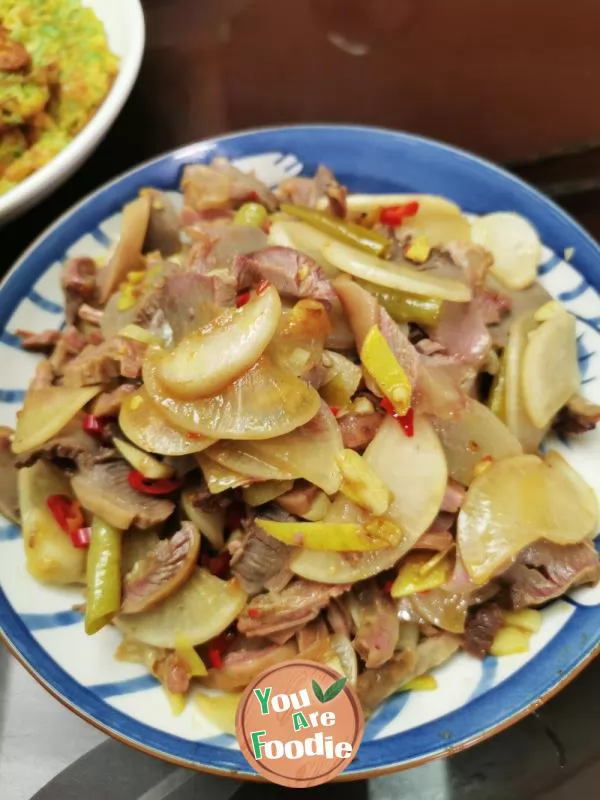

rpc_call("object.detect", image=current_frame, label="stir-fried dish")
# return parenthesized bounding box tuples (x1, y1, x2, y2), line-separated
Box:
(3, 159, 600, 723)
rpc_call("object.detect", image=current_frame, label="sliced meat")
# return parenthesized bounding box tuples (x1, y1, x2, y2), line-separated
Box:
(61, 337, 147, 387)
(16, 329, 61, 352)
(463, 602, 504, 658)
(235, 247, 336, 304)
(296, 617, 329, 652)
(352, 582, 399, 668)
(49, 325, 91, 372)
(238, 580, 350, 637)
(121, 522, 200, 614)
(154, 651, 192, 694)
(14, 414, 114, 470)
(357, 633, 460, 716)
(429, 298, 491, 366)
(553, 395, 600, 436)
(182, 158, 277, 213)
(72, 460, 175, 529)
(475, 287, 512, 326)
(0, 426, 19, 522)
(90, 384, 138, 418)
(276, 481, 320, 517)
(502, 540, 600, 609)
(141, 189, 182, 257)
(444, 242, 493, 289)
(155, 269, 223, 341)
(61, 257, 97, 324)
(277, 165, 347, 217)
(202, 640, 298, 691)
(440, 479, 466, 513)
(338, 412, 383, 450)
(326, 596, 354, 637)
(230, 522, 293, 595)
(211, 157, 278, 211)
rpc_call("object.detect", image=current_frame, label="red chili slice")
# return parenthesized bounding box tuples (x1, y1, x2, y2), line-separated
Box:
(46, 495, 85, 536)
(127, 471, 181, 495)
(379, 202, 419, 227)
(380, 398, 415, 437)
(235, 292, 250, 308)
(247, 608, 262, 619)
(329, 406, 340, 417)
(70, 526, 92, 548)
(82, 414, 107, 437)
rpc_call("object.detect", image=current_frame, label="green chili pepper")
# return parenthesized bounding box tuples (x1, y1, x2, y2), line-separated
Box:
(357, 280, 443, 326)
(488, 349, 507, 421)
(280, 203, 390, 257)
(85, 517, 122, 635)
(233, 202, 268, 228)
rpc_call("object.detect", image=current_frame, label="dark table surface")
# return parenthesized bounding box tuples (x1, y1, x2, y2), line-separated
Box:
(2, 1, 600, 797)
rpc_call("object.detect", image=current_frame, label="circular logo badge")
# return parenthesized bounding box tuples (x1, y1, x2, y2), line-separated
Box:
(236, 659, 364, 787)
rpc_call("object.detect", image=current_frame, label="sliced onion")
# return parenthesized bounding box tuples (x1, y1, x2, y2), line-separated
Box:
(433, 398, 523, 485)
(504, 312, 547, 452)
(323, 240, 472, 302)
(412, 590, 468, 634)
(144, 352, 321, 440)
(400, 211, 471, 247)
(471, 212, 541, 290)
(457, 454, 598, 584)
(267, 299, 331, 377)
(522, 311, 580, 428)
(207, 401, 343, 493)
(119, 388, 215, 456)
(12, 385, 101, 454)
(156, 285, 282, 399)
(115, 568, 247, 647)
(268, 219, 339, 277)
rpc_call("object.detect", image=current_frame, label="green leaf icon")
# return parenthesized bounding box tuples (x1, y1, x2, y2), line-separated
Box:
(323, 677, 347, 702)
(312, 679, 325, 703)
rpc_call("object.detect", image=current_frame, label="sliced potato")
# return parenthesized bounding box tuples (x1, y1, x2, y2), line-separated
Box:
(319, 350, 363, 409)
(322, 240, 471, 302)
(156, 285, 282, 399)
(19, 462, 86, 585)
(115, 568, 246, 647)
(113, 437, 174, 480)
(144, 353, 321, 440)
(119, 389, 215, 456)
(333, 194, 461, 215)
(181, 488, 226, 549)
(195, 453, 251, 494)
(12, 385, 100, 454)
(206, 443, 295, 482)
(257, 518, 402, 551)
(242, 480, 294, 507)
(471, 212, 541, 290)
(522, 311, 580, 428)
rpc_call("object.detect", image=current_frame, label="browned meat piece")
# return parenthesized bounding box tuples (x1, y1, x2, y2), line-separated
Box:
(230, 522, 293, 596)
(357, 633, 460, 715)
(61, 258, 97, 324)
(475, 287, 512, 326)
(463, 602, 504, 658)
(0, 26, 30, 72)
(16, 329, 60, 352)
(502, 540, 600, 609)
(277, 165, 347, 217)
(77, 304, 104, 325)
(440, 479, 466, 513)
(326, 596, 354, 637)
(352, 582, 399, 668)
(0, 426, 19, 522)
(202, 640, 297, 691)
(29, 360, 54, 390)
(121, 522, 200, 614)
(235, 247, 336, 304)
(156, 270, 224, 341)
(90, 384, 137, 418)
(210, 157, 278, 211)
(153, 651, 192, 694)
(296, 617, 329, 652)
(553, 395, 600, 436)
(72, 460, 175, 529)
(276, 481, 320, 517)
(429, 299, 491, 366)
(141, 189, 182, 257)
(338, 412, 383, 450)
(49, 326, 92, 372)
(62, 337, 147, 387)
(182, 158, 278, 213)
(14, 414, 114, 470)
(238, 580, 350, 637)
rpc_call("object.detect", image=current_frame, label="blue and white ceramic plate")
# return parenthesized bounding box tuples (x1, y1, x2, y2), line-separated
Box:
(0, 126, 599, 779)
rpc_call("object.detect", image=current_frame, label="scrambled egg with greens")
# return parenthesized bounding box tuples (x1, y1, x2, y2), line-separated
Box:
(0, 0, 118, 194)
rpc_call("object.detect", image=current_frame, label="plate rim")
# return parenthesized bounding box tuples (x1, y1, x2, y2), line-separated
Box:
(1, 123, 599, 780)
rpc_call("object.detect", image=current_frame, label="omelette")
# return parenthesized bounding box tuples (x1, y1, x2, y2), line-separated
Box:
(0, 0, 118, 195)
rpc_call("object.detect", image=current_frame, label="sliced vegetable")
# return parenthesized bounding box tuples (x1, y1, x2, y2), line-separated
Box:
(156, 285, 282, 399)
(46, 494, 85, 537)
(115, 568, 247, 648)
(127, 471, 181, 496)
(144, 353, 321, 440)
(319, 351, 363, 410)
(195, 691, 242, 734)
(268, 299, 331, 377)
(341, 193, 462, 216)
(471, 212, 541, 290)
(379, 202, 419, 227)
(242, 480, 295, 507)
(296, 491, 332, 522)
(412, 590, 468, 634)
(119, 389, 215, 457)
(12, 385, 101, 454)
(457, 454, 598, 584)
(490, 626, 531, 656)
(207, 443, 295, 482)
(330, 634, 358, 686)
(175, 632, 208, 676)
(390, 552, 453, 598)
(82, 414, 108, 437)
(117, 324, 160, 346)
(268, 219, 339, 277)
(502, 609, 542, 633)
(433, 398, 522, 485)
(360, 325, 412, 414)
(234, 202, 268, 227)
(181, 491, 225, 551)
(85, 517, 123, 635)
(521, 310, 580, 428)
(70, 526, 92, 548)
(257, 518, 402, 551)
(336, 448, 391, 515)
(323, 240, 471, 302)
(400, 674, 438, 692)
(114, 437, 174, 480)
(281, 203, 390, 257)
(380, 398, 414, 437)
(195, 453, 251, 494)
(19, 462, 87, 584)
(405, 235, 431, 263)
(356, 281, 442, 326)
(488, 348, 507, 421)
